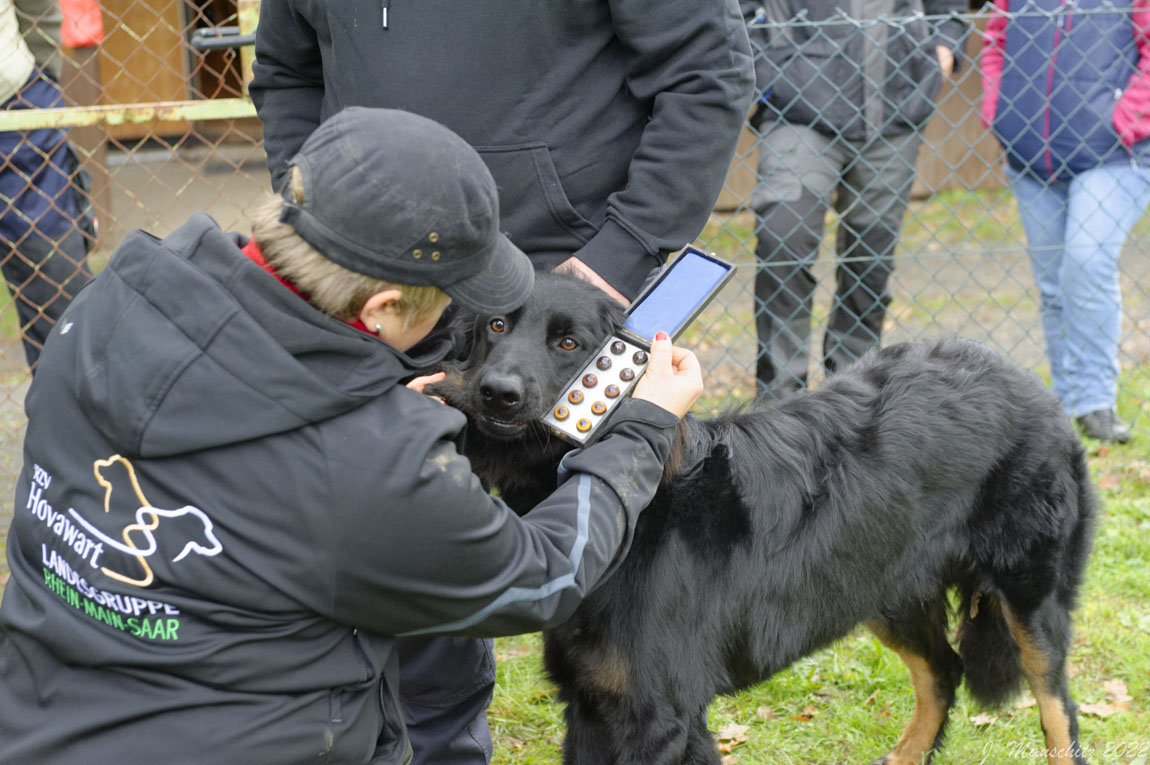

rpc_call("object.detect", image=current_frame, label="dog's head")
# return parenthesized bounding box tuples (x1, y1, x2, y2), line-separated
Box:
(445, 271, 624, 441)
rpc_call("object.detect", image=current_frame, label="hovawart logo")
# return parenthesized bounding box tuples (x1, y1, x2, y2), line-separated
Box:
(27, 456, 223, 588)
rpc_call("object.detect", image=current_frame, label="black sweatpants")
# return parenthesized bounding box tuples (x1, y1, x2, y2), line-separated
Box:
(751, 122, 922, 399)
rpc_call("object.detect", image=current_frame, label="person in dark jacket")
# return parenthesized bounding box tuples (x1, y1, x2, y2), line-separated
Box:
(981, 0, 1150, 443)
(0, 108, 703, 764)
(1, 0, 93, 370)
(249, 6, 752, 759)
(741, 0, 968, 399)
(249, 0, 755, 305)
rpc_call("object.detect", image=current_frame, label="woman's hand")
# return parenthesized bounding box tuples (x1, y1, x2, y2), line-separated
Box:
(631, 332, 704, 419)
(936, 45, 955, 78)
(406, 372, 446, 404)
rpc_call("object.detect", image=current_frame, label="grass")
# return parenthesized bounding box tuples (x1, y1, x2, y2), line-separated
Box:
(487, 375, 1150, 764)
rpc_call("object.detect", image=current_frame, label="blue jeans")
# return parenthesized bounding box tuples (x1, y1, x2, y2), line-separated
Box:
(1007, 162, 1150, 417)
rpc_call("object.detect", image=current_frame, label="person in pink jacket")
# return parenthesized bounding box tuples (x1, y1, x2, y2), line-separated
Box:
(981, 0, 1150, 443)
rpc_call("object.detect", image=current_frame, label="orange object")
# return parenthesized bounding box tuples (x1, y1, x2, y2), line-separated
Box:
(60, 0, 105, 48)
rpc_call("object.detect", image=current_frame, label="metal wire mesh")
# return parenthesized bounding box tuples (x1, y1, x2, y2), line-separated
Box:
(3, 4, 1150, 583)
(694, 4, 1150, 443)
(1, 0, 268, 560)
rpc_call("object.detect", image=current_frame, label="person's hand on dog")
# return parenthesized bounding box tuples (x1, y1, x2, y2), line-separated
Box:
(555, 257, 628, 306)
(632, 331, 703, 419)
(406, 372, 447, 404)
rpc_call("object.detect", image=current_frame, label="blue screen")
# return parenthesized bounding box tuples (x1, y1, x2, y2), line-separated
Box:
(622, 253, 730, 341)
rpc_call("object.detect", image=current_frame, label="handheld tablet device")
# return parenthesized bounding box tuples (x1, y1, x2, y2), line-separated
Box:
(541, 246, 734, 445)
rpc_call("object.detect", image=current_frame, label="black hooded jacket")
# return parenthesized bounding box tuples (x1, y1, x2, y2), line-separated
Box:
(249, 0, 755, 300)
(0, 214, 677, 763)
(741, 0, 969, 139)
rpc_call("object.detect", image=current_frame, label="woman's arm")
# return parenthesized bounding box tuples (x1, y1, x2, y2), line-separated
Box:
(980, 0, 1011, 130)
(1114, 0, 1150, 148)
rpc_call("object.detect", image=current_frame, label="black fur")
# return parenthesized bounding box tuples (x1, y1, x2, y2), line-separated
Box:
(436, 272, 1097, 765)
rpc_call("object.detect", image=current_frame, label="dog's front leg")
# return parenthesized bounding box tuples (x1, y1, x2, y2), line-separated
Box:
(560, 693, 618, 765)
(562, 692, 719, 765)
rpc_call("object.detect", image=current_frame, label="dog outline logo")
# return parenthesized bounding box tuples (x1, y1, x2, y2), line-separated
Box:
(66, 455, 223, 587)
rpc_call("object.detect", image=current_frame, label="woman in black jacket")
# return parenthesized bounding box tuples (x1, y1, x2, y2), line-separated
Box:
(0, 108, 703, 764)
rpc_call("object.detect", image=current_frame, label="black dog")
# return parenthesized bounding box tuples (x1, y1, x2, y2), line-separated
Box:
(436, 272, 1096, 765)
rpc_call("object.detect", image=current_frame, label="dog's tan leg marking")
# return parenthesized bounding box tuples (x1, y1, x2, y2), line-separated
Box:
(1003, 608, 1076, 765)
(581, 643, 630, 697)
(867, 622, 946, 765)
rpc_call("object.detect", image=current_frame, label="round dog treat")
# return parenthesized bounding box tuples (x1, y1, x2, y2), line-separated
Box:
(596, 356, 612, 370)
(604, 384, 620, 398)
(582, 373, 598, 388)
(619, 368, 635, 382)
(576, 418, 592, 433)
(632, 350, 648, 365)
(610, 340, 626, 355)
(553, 405, 570, 420)
(591, 401, 607, 415)
(568, 389, 584, 404)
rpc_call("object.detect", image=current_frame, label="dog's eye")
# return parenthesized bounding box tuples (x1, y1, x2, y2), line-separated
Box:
(559, 337, 578, 351)
(489, 318, 506, 333)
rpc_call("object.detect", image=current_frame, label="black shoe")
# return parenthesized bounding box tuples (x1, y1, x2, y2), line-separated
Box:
(1076, 409, 1132, 444)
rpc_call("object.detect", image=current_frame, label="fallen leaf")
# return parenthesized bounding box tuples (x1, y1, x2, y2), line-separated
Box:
(756, 706, 776, 720)
(863, 690, 880, 707)
(1103, 678, 1132, 709)
(1079, 701, 1120, 718)
(969, 713, 998, 726)
(790, 714, 812, 723)
(1067, 663, 1081, 678)
(875, 700, 893, 719)
(1015, 695, 1037, 709)
(721, 756, 739, 764)
(1098, 472, 1122, 491)
(716, 723, 748, 754)
(715, 723, 748, 745)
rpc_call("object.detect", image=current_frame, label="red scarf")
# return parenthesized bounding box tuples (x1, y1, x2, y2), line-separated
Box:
(241, 238, 374, 335)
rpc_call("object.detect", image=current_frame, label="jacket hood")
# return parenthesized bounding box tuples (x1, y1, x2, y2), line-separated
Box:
(44, 213, 454, 458)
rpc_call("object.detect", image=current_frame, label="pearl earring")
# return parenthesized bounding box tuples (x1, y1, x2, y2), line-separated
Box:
(375, 323, 383, 335)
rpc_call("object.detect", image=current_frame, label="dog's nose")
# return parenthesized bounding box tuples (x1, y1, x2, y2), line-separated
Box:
(479, 372, 524, 411)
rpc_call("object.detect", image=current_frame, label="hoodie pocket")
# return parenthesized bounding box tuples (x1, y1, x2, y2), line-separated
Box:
(475, 143, 599, 253)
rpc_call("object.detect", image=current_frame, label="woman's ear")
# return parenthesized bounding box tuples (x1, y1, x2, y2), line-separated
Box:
(358, 288, 404, 331)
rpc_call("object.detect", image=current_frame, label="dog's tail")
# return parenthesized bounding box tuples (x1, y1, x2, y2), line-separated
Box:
(955, 585, 1023, 707)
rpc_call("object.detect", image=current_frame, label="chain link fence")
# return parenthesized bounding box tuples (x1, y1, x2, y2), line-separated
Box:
(3, 3, 1149, 577)
(699, 3, 1150, 445)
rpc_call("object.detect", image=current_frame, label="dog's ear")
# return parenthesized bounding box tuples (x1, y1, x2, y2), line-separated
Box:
(547, 269, 627, 333)
(429, 304, 479, 366)
(602, 293, 626, 332)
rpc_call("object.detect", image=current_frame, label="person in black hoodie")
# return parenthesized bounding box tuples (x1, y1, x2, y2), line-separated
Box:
(249, 0, 755, 306)
(0, 107, 702, 764)
(249, 6, 753, 760)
